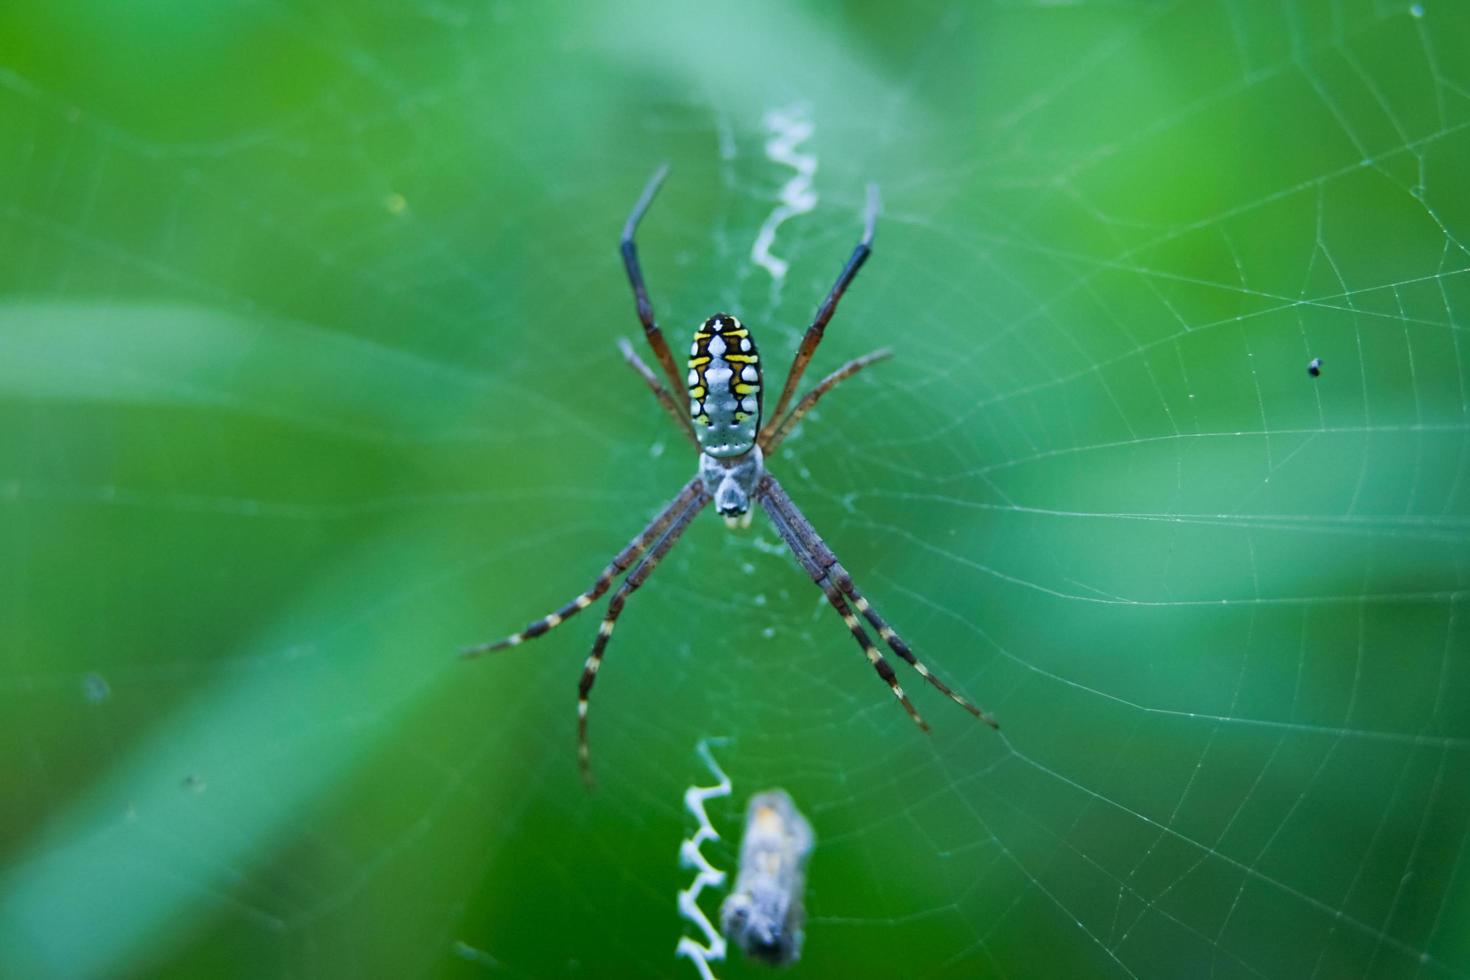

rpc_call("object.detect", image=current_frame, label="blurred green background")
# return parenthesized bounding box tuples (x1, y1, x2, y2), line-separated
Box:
(2, 2, 1468, 977)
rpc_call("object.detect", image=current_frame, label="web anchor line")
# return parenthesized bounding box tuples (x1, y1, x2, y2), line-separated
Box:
(675, 738, 733, 980)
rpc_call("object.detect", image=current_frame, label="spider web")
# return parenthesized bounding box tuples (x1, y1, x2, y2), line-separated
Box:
(2, 1, 1468, 977)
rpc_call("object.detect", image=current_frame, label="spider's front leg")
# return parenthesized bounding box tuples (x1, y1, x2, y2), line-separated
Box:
(620, 164, 686, 397)
(766, 184, 880, 428)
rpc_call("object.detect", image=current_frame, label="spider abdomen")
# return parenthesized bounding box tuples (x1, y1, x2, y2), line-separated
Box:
(688, 313, 761, 458)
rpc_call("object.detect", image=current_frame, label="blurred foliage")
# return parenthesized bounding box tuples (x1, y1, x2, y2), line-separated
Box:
(2, 2, 1468, 978)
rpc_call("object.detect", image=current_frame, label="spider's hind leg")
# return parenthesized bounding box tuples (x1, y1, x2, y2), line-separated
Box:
(759, 475, 996, 728)
(462, 478, 702, 657)
(756, 479, 930, 732)
(829, 563, 997, 727)
(819, 573, 931, 732)
(575, 487, 709, 783)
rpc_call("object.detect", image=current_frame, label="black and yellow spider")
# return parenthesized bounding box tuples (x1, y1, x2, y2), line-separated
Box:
(465, 167, 997, 779)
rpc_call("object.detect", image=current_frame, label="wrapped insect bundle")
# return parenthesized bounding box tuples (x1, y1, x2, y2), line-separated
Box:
(720, 789, 814, 966)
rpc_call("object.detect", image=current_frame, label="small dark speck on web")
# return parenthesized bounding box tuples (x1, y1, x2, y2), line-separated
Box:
(1308, 357, 1323, 377)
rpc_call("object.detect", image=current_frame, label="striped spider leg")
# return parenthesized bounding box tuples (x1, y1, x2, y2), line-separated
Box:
(764, 183, 879, 431)
(572, 486, 708, 779)
(759, 346, 892, 454)
(758, 184, 889, 454)
(463, 478, 709, 783)
(758, 476, 997, 730)
(756, 476, 929, 729)
(620, 164, 689, 402)
(462, 477, 703, 657)
(618, 337, 698, 449)
(466, 167, 995, 782)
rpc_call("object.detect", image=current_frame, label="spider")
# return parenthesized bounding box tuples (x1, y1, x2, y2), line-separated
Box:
(465, 166, 997, 780)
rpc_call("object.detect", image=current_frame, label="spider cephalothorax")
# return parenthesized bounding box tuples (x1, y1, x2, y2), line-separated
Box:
(699, 446, 763, 526)
(465, 166, 998, 781)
